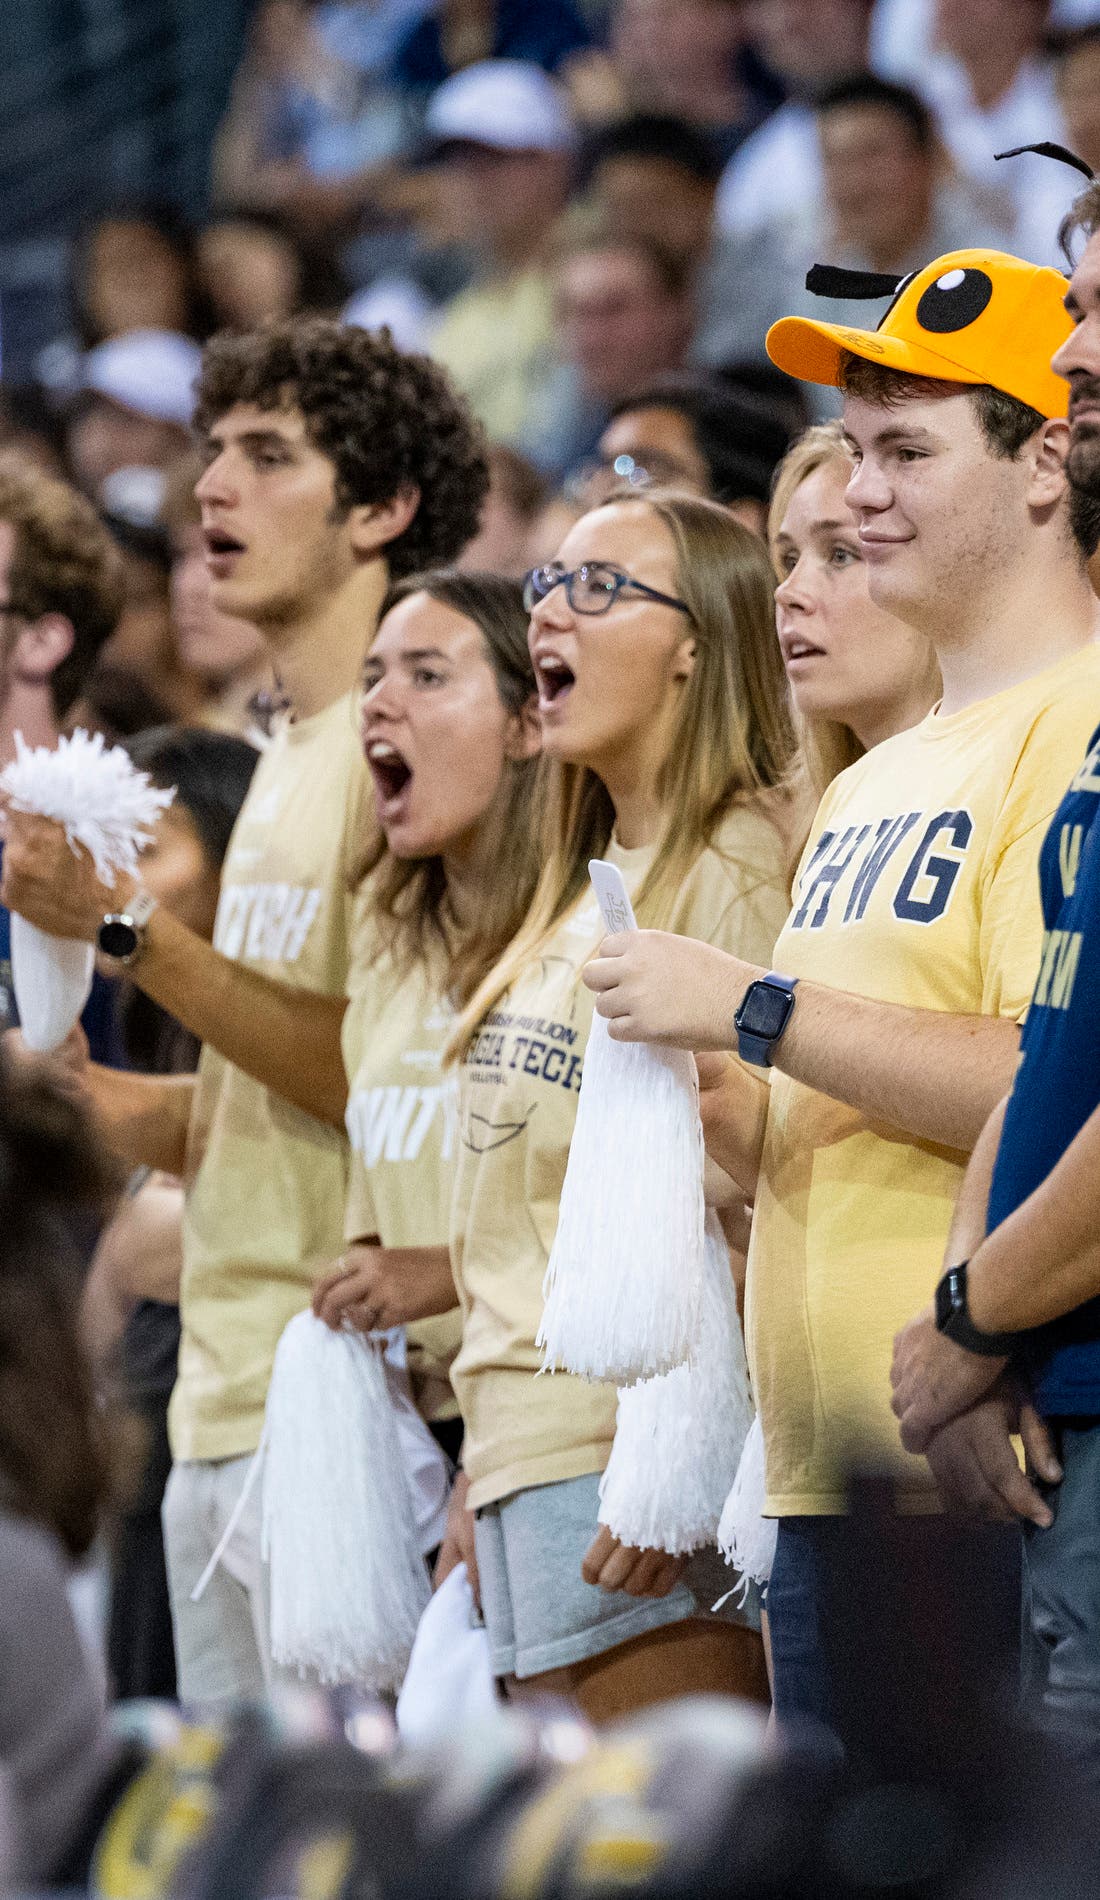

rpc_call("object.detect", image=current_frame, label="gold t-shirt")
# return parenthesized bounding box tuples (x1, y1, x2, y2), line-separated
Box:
(171, 693, 371, 1462)
(451, 804, 791, 1510)
(342, 891, 462, 1423)
(746, 642, 1100, 1515)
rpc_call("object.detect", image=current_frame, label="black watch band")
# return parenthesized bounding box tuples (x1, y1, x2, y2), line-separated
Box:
(934, 1261, 1019, 1357)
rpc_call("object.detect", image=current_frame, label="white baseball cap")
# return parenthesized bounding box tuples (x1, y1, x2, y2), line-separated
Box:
(424, 59, 575, 157)
(83, 328, 202, 428)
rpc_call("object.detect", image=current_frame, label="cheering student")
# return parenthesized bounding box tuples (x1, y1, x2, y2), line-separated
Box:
(1, 320, 489, 1702)
(442, 491, 796, 1722)
(891, 179, 1100, 1779)
(310, 572, 541, 1503)
(581, 249, 1100, 1733)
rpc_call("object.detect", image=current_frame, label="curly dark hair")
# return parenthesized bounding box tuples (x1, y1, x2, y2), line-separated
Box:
(193, 318, 490, 577)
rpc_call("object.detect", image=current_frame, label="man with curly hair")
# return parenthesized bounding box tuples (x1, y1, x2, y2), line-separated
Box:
(3, 319, 489, 1700)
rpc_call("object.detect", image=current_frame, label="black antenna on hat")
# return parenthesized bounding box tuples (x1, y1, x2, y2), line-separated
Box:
(805, 263, 904, 299)
(995, 142, 1096, 181)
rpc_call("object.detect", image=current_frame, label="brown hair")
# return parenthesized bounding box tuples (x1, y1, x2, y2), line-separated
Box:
(0, 456, 124, 716)
(358, 570, 541, 1005)
(1060, 177, 1100, 262)
(0, 1066, 114, 1557)
(193, 318, 490, 580)
(839, 354, 1046, 458)
(451, 490, 796, 1057)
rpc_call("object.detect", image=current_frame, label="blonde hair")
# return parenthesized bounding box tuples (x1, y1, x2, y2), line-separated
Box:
(768, 421, 867, 801)
(450, 490, 795, 1057)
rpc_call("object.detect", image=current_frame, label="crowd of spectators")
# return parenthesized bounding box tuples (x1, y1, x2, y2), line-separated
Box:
(4, 1, 1100, 749)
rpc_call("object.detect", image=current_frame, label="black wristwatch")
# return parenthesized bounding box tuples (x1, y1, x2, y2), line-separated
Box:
(934, 1261, 1019, 1357)
(734, 971, 798, 1067)
(96, 889, 158, 967)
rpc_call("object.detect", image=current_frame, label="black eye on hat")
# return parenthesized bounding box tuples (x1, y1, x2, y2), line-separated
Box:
(915, 268, 994, 334)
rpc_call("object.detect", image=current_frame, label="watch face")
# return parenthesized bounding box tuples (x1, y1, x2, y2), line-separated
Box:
(743, 983, 793, 1040)
(99, 917, 138, 961)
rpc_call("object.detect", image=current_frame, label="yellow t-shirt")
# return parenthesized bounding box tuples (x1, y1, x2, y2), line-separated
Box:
(429, 270, 556, 447)
(746, 642, 1100, 1516)
(171, 693, 371, 1462)
(342, 891, 463, 1423)
(451, 804, 791, 1510)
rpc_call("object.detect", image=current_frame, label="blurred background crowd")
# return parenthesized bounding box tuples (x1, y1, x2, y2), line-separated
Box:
(3, 0, 1100, 753)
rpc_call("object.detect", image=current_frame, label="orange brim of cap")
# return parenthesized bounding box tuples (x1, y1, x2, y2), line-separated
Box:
(766, 314, 989, 391)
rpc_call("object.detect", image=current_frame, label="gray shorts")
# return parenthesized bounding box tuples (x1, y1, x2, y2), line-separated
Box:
(474, 1470, 759, 1680)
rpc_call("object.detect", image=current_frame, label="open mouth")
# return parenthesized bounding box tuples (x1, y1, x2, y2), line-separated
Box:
(203, 527, 246, 566)
(366, 738, 413, 810)
(535, 653, 576, 709)
(783, 639, 825, 665)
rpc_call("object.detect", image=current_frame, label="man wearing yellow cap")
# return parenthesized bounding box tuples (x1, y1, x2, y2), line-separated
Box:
(581, 247, 1100, 1730)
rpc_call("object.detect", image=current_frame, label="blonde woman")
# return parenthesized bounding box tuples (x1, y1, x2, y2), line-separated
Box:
(312, 573, 542, 1490)
(441, 492, 797, 1722)
(769, 421, 939, 802)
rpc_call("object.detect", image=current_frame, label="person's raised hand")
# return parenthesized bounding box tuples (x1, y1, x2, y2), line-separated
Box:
(582, 930, 746, 1050)
(1, 810, 125, 942)
(581, 1523, 689, 1599)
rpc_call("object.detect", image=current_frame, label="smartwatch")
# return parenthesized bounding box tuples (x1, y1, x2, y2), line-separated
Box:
(97, 888, 158, 967)
(934, 1261, 1018, 1358)
(734, 971, 798, 1067)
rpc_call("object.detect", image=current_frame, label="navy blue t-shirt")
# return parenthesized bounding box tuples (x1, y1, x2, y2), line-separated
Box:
(987, 723, 1100, 1415)
(0, 842, 124, 1065)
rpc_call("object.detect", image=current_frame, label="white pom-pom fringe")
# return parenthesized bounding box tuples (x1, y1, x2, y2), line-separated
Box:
(262, 1312, 431, 1694)
(1, 729, 175, 1050)
(598, 1213, 753, 1554)
(538, 1008, 705, 1383)
(1, 728, 174, 883)
(718, 1413, 776, 1587)
(11, 915, 94, 1053)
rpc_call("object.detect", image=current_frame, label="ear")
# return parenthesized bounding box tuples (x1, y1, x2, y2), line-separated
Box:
(671, 631, 697, 682)
(347, 487, 422, 559)
(1026, 418, 1072, 509)
(505, 692, 543, 762)
(11, 613, 75, 685)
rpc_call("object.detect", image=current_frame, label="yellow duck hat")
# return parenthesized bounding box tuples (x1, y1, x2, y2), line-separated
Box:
(766, 248, 1073, 421)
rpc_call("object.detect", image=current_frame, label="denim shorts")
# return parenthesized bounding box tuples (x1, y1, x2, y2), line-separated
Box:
(474, 1470, 759, 1680)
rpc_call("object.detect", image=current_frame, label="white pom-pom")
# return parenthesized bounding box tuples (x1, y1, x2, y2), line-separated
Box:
(597, 1213, 753, 1554)
(0, 729, 174, 1050)
(718, 1413, 777, 1586)
(538, 1007, 706, 1384)
(262, 1312, 431, 1693)
(9, 914, 94, 1053)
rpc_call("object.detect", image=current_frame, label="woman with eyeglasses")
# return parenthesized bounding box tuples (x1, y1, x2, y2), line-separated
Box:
(441, 491, 798, 1723)
(310, 571, 542, 1553)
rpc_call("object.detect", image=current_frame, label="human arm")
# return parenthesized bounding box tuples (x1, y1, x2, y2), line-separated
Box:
(1, 811, 348, 1126)
(696, 1051, 769, 1200)
(81, 1173, 183, 1367)
(432, 1468, 480, 1608)
(890, 1098, 1010, 1452)
(311, 1239, 458, 1332)
(582, 932, 1019, 1152)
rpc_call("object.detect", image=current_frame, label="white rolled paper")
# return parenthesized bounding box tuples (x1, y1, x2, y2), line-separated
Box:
(262, 1311, 431, 1693)
(0, 729, 174, 1050)
(597, 1212, 754, 1555)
